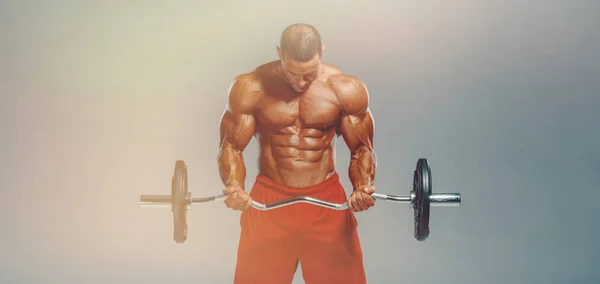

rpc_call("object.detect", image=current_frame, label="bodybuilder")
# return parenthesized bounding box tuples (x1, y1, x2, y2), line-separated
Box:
(218, 23, 377, 284)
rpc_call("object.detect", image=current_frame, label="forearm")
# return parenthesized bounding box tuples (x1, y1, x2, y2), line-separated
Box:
(348, 145, 376, 191)
(218, 143, 247, 190)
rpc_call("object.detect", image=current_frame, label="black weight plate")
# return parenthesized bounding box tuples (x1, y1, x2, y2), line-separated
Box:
(172, 160, 188, 243)
(413, 158, 431, 241)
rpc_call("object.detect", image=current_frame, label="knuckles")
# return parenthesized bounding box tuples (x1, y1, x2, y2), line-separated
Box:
(223, 188, 252, 211)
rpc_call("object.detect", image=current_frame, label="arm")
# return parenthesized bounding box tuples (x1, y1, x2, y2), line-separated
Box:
(217, 74, 259, 190)
(333, 76, 377, 192)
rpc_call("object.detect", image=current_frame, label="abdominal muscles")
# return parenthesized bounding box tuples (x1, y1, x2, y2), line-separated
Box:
(259, 126, 337, 188)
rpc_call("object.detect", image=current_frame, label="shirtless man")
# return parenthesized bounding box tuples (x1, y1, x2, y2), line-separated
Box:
(218, 23, 376, 284)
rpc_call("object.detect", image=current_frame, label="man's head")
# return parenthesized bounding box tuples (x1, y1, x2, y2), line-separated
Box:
(276, 23, 324, 93)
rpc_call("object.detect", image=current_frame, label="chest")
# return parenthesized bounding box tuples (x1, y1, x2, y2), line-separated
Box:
(257, 87, 341, 129)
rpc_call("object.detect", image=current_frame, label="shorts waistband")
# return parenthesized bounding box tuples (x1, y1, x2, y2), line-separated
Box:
(254, 172, 341, 196)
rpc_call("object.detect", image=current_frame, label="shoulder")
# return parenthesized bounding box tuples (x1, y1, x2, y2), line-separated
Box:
(326, 71, 369, 115)
(227, 72, 263, 114)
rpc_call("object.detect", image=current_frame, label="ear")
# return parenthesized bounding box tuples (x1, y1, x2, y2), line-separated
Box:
(276, 46, 282, 60)
(322, 44, 325, 53)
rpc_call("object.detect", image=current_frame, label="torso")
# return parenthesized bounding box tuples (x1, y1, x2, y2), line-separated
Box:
(252, 61, 343, 188)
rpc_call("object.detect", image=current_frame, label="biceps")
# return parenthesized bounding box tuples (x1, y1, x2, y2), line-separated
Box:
(340, 110, 374, 153)
(219, 109, 256, 151)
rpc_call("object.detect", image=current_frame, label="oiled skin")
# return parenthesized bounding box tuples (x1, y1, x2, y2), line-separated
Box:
(218, 61, 376, 192)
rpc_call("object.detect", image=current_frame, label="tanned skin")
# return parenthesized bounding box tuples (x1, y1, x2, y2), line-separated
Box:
(218, 46, 377, 212)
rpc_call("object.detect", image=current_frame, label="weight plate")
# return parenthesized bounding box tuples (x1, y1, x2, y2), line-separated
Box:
(413, 158, 431, 241)
(172, 160, 188, 243)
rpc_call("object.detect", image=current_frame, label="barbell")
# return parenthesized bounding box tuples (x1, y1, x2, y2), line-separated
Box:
(139, 158, 461, 243)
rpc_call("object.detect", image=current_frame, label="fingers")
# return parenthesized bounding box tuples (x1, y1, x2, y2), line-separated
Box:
(363, 194, 375, 208)
(223, 186, 238, 209)
(349, 186, 376, 212)
(349, 195, 366, 212)
(360, 186, 376, 208)
(235, 193, 252, 211)
(223, 186, 238, 195)
(348, 197, 356, 212)
(223, 186, 252, 211)
(364, 189, 375, 206)
(224, 194, 245, 210)
(354, 193, 369, 211)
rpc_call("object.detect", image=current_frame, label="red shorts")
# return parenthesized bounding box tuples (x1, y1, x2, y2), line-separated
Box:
(234, 172, 367, 284)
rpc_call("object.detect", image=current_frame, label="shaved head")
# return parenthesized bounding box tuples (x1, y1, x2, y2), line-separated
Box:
(279, 23, 323, 62)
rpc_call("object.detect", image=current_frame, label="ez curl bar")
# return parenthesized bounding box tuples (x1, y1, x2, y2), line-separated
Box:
(140, 158, 461, 243)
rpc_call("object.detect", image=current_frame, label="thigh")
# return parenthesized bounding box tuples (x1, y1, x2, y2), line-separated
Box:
(298, 212, 367, 284)
(234, 197, 300, 284)
(234, 231, 300, 284)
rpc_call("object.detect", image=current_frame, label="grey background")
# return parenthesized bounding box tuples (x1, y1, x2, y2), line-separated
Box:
(1, 0, 598, 283)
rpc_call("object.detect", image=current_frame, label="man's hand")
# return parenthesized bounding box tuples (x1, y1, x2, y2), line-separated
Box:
(348, 185, 376, 212)
(223, 185, 253, 211)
